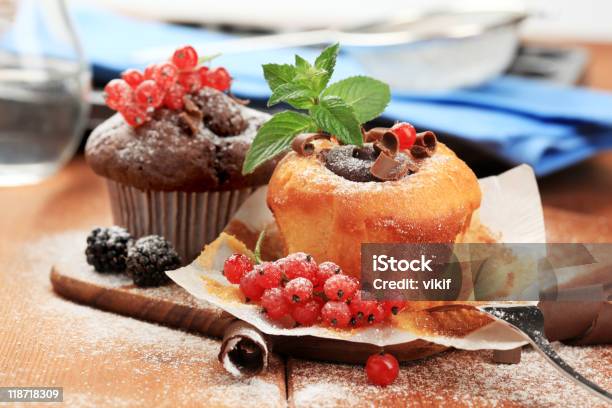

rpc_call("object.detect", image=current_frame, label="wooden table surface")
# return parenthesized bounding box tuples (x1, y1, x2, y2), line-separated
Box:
(1, 41, 611, 407)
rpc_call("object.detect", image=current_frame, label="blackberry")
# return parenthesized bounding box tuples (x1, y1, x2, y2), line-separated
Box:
(85, 226, 132, 273)
(126, 235, 181, 287)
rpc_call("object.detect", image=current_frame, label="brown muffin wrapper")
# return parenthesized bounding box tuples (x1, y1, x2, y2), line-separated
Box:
(106, 180, 255, 263)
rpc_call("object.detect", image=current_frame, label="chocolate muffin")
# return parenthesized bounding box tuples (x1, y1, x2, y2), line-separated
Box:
(86, 88, 276, 263)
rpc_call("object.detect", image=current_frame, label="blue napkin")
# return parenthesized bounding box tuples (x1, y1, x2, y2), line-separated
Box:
(69, 5, 612, 176)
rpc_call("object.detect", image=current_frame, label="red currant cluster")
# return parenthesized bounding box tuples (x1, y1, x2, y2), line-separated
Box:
(223, 252, 407, 328)
(390, 122, 417, 150)
(103, 45, 232, 127)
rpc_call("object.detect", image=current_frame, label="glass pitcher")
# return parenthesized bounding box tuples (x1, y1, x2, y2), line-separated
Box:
(0, 0, 90, 186)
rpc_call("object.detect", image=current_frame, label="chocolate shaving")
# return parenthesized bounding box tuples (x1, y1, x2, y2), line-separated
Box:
(323, 126, 438, 182)
(178, 112, 201, 136)
(370, 151, 411, 181)
(363, 127, 388, 143)
(228, 92, 250, 105)
(411, 131, 437, 159)
(183, 96, 200, 115)
(291, 133, 330, 156)
(373, 131, 400, 156)
(178, 95, 204, 136)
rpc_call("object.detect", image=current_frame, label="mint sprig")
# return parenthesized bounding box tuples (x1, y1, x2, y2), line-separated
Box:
(243, 43, 391, 174)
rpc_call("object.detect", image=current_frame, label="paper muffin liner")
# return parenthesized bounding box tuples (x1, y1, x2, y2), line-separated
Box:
(106, 180, 255, 263)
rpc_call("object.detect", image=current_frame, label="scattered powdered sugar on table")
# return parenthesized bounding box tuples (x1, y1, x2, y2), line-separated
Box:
(290, 346, 611, 408)
(9, 231, 611, 407)
(3, 231, 285, 408)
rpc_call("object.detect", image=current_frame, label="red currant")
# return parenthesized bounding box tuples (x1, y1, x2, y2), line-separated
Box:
(152, 62, 179, 90)
(324, 274, 358, 302)
(255, 262, 282, 289)
(291, 300, 321, 326)
(207, 67, 232, 91)
(283, 277, 313, 304)
(172, 46, 198, 70)
(260, 288, 290, 320)
(239, 269, 264, 302)
(198, 66, 210, 86)
(178, 71, 201, 93)
(312, 294, 326, 308)
(120, 105, 149, 127)
(163, 83, 186, 110)
(315, 261, 341, 288)
(223, 253, 253, 284)
(366, 303, 386, 325)
(365, 352, 399, 387)
(143, 63, 158, 80)
(391, 122, 417, 150)
(321, 301, 351, 328)
(382, 300, 407, 317)
(121, 69, 144, 88)
(349, 292, 378, 325)
(135, 80, 163, 108)
(277, 253, 317, 283)
(104, 79, 133, 111)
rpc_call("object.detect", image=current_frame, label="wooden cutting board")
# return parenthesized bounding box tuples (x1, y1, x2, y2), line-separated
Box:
(51, 206, 612, 357)
(50, 243, 449, 365)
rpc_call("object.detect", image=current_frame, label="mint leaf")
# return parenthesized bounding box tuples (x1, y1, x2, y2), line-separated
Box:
(242, 111, 316, 174)
(322, 76, 391, 123)
(310, 96, 362, 146)
(262, 63, 296, 90)
(293, 56, 327, 94)
(268, 82, 316, 109)
(295, 54, 312, 71)
(314, 43, 339, 90)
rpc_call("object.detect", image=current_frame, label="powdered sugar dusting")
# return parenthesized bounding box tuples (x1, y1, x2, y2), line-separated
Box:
(110, 105, 268, 166)
(290, 346, 611, 408)
(3, 231, 285, 407)
(11, 231, 610, 407)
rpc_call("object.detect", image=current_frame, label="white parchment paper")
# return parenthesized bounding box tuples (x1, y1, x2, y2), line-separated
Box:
(168, 165, 543, 349)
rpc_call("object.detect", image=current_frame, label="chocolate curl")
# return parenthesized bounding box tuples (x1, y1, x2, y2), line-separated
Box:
(370, 151, 411, 181)
(228, 92, 250, 105)
(291, 133, 329, 156)
(363, 127, 388, 143)
(373, 131, 400, 156)
(411, 131, 437, 158)
(178, 96, 204, 136)
(184, 96, 200, 115)
(218, 320, 269, 377)
(365, 128, 401, 156)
